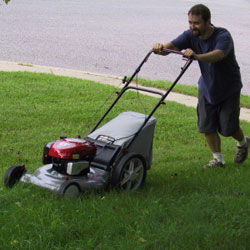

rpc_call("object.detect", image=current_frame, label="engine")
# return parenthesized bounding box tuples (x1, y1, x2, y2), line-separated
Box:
(43, 138, 97, 176)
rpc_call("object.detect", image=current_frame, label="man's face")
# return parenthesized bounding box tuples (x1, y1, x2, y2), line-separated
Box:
(188, 14, 209, 37)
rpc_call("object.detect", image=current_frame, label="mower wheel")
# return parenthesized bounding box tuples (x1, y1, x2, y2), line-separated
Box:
(111, 153, 146, 191)
(57, 181, 81, 199)
(4, 165, 26, 188)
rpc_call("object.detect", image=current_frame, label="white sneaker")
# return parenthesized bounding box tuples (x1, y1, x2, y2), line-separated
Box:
(203, 159, 226, 169)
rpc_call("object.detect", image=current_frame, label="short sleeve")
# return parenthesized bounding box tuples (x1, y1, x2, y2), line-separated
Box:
(214, 30, 233, 57)
(171, 30, 192, 51)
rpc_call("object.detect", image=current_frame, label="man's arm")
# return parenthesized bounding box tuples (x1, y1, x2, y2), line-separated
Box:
(152, 42, 179, 55)
(183, 49, 224, 62)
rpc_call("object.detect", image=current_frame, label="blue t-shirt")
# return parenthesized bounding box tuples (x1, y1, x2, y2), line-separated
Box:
(171, 27, 242, 104)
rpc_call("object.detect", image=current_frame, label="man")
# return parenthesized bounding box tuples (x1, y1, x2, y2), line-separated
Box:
(153, 4, 249, 168)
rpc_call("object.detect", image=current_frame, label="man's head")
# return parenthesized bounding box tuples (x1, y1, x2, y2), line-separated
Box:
(188, 4, 211, 22)
(188, 4, 212, 37)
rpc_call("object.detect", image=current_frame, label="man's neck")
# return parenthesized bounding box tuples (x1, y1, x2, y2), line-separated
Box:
(200, 25, 214, 40)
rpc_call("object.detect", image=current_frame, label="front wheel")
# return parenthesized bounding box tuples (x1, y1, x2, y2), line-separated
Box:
(4, 165, 26, 188)
(57, 181, 82, 199)
(111, 153, 146, 191)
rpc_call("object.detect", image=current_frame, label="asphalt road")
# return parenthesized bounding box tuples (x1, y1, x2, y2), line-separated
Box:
(1, 0, 250, 95)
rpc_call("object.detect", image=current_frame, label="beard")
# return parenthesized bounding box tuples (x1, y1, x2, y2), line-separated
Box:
(192, 29, 201, 37)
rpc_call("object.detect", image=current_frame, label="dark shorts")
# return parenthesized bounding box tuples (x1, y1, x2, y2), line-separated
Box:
(197, 91, 241, 137)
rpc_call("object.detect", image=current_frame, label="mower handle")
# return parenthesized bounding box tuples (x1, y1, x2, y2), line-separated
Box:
(90, 49, 192, 134)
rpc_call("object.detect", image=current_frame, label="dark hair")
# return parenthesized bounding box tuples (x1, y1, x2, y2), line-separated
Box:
(188, 4, 211, 22)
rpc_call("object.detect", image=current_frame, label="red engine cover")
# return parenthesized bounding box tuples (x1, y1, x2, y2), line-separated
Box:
(48, 138, 97, 159)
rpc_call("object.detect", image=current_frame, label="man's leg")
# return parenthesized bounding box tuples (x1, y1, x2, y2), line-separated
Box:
(197, 92, 225, 168)
(217, 91, 249, 163)
(232, 127, 244, 142)
(205, 132, 221, 153)
(203, 132, 225, 168)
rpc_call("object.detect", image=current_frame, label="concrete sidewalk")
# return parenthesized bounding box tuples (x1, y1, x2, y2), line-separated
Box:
(1, 60, 250, 122)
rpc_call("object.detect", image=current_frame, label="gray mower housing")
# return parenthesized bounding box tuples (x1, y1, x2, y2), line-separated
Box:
(19, 111, 156, 193)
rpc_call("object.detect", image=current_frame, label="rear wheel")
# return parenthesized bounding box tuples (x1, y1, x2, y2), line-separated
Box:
(111, 153, 146, 191)
(4, 165, 26, 188)
(57, 181, 81, 199)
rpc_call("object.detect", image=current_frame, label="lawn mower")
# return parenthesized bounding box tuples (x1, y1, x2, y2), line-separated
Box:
(4, 49, 192, 198)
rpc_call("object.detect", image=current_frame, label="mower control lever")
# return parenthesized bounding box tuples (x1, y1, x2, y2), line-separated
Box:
(161, 48, 184, 56)
(161, 48, 192, 68)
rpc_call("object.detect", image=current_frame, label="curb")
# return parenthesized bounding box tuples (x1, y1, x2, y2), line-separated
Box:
(0, 60, 250, 122)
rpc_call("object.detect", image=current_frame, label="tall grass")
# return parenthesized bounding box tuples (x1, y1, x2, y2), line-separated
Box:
(0, 71, 250, 250)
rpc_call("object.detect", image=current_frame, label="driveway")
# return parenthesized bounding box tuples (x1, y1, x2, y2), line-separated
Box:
(1, 0, 250, 95)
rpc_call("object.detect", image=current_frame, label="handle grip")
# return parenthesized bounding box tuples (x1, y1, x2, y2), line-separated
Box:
(161, 48, 184, 56)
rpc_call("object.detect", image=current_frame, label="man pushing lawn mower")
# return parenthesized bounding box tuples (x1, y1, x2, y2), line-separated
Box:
(153, 4, 249, 168)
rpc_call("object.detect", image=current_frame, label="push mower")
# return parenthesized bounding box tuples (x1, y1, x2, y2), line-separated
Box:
(4, 49, 192, 198)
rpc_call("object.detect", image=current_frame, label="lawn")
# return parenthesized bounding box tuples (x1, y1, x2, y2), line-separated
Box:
(0, 71, 250, 250)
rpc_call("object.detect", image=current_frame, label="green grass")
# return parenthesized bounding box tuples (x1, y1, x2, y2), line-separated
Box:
(0, 71, 250, 250)
(134, 78, 250, 108)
